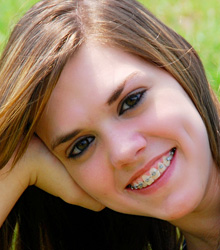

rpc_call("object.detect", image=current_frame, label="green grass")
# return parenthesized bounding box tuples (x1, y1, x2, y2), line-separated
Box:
(0, 0, 219, 94)
(140, 0, 220, 95)
(0, 0, 38, 48)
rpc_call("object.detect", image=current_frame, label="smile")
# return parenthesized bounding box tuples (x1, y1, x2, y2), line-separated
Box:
(127, 148, 176, 190)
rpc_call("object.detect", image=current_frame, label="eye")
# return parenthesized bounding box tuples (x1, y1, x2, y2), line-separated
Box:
(68, 136, 95, 159)
(119, 89, 146, 115)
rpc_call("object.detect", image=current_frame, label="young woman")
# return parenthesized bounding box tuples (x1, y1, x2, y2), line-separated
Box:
(0, 0, 219, 249)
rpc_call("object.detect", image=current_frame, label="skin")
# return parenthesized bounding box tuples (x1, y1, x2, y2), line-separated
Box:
(37, 42, 220, 249)
(0, 136, 104, 227)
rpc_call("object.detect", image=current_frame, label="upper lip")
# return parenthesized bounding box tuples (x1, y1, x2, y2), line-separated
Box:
(125, 148, 171, 188)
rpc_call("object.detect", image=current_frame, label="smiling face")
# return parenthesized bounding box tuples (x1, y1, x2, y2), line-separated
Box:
(37, 42, 217, 222)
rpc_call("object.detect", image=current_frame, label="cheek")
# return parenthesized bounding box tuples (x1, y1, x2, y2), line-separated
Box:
(139, 92, 211, 165)
(145, 92, 206, 141)
(66, 159, 115, 200)
(138, 106, 189, 141)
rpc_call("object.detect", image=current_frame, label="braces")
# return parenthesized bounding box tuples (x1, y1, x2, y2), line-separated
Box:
(128, 148, 176, 190)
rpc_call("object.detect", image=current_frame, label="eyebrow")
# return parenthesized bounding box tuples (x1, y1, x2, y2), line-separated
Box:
(51, 129, 82, 150)
(51, 71, 140, 150)
(107, 71, 139, 106)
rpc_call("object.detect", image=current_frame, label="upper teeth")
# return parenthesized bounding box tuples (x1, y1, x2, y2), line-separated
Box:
(129, 148, 175, 190)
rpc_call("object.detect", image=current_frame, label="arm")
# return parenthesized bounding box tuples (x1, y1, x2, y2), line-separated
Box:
(0, 161, 27, 226)
(0, 136, 104, 227)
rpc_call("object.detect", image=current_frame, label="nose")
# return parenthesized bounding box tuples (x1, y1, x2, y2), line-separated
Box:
(107, 129, 147, 169)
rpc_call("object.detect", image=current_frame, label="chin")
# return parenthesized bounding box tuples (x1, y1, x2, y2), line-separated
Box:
(156, 193, 202, 222)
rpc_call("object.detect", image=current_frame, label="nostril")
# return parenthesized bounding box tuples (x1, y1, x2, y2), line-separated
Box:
(109, 133, 147, 168)
(136, 146, 145, 156)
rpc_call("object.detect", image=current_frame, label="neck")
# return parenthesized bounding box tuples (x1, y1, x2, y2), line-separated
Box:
(170, 168, 220, 250)
(179, 212, 220, 250)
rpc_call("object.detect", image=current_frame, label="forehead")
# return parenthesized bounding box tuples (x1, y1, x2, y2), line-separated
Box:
(36, 42, 157, 147)
(56, 42, 147, 93)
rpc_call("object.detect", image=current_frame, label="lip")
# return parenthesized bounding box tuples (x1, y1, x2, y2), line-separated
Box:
(125, 148, 172, 188)
(126, 148, 177, 194)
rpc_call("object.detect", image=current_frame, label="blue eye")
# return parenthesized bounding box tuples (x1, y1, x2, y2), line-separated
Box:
(119, 90, 146, 115)
(68, 136, 95, 159)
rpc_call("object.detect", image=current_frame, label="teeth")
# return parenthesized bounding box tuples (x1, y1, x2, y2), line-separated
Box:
(138, 182, 143, 189)
(129, 148, 176, 190)
(142, 175, 154, 186)
(167, 155, 173, 161)
(150, 168, 160, 180)
(170, 148, 176, 155)
(163, 156, 170, 167)
(142, 180, 148, 188)
(142, 174, 148, 182)
(158, 163, 166, 173)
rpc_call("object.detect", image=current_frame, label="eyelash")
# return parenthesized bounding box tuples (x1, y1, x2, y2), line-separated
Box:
(68, 89, 146, 159)
(119, 89, 146, 115)
(68, 136, 95, 159)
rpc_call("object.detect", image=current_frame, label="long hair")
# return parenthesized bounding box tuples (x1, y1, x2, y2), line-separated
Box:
(0, 0, 219, 249)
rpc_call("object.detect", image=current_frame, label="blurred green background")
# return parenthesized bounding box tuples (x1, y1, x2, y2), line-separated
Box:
(0, 0, 219, 94)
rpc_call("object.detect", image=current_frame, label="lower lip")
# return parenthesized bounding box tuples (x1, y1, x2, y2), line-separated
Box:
(128, 150, 177, 195)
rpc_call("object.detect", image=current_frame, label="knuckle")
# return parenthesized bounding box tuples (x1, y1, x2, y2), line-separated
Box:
(91, 204, 105, 212)
(61, 193, 105, 211)
(62, 193, 80, 205)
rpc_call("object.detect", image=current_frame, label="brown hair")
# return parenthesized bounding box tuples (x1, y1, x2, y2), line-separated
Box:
(0, 0, 219, 170)
(0, 0, 219, 169)
(0, 0, 219, 249)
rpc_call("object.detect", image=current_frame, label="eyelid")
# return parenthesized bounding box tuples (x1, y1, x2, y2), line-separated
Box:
(66, 135, 94, 159)
(118, 88, 147, 115)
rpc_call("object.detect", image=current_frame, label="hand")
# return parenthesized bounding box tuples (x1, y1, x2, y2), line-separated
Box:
(0, 136, 104, 226)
